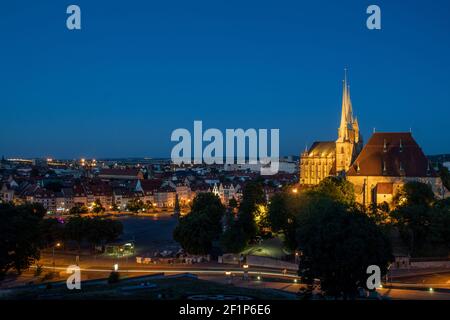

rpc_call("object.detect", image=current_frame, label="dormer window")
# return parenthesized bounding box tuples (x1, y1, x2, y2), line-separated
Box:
(383, 139, 387, 153)
(382, 160, 387, 175)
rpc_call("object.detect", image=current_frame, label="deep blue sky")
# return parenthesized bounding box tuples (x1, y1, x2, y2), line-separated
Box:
(1, 0, 449, 159)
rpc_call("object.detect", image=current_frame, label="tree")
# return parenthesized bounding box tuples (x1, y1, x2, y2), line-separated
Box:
(0, 203, 46, 279)
(366, 202, 393, 225)
(173, 212, 217, 255)
(429, 199, 450, 251)
(85, 218, 104, 248)
(173, 193, 225, 254)
(238, 181, 265, 241)
(69, 203, 88, 215)
(309, 176, 355, 206)
(111, 203, 120, 212)
(392, 182, 438, 256)
(189, 193, 225, 228)
(253, 204, 269, 234)
(126, 198, 144, 213)
(64, 216, 87, 251)
(143, 201, 153, 211)
(393, 181, 435, 208)
(296, 196, 392, 298)
(220, 221, 247, 253)
(268, 192, 292, 233)
(92, 199, 105, 214)
(438, 165, 450, 192)
(39, 218, 64, 247)
(267, 191, 303, 250)
(101, 219, 123, 243)
(63, 216, 123, 251)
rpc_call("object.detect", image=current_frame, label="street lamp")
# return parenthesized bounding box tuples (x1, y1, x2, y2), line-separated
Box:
(52, 242, 61, 272)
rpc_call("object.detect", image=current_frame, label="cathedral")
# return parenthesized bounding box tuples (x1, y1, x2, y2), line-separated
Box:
(299, 71, 363, 186)
(299, 71, 447, 205)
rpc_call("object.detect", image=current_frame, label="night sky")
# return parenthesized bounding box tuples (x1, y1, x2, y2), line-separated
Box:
(1, 0, 449, 159)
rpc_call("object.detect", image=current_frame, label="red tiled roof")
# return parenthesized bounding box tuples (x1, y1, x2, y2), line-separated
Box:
(347, 132, 436, 177)
(140, 179, 163, 192)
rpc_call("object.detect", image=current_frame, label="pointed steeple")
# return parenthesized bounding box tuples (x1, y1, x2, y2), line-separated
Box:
(338, 69, 350, 141)
(347, 84, 353, 123)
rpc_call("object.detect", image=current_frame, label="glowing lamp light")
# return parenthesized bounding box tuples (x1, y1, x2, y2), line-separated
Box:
(243, 264, 249, 269)
(113, 264, 119, 272)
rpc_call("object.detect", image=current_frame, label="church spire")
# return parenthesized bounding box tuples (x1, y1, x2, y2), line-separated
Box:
(338, 68, 350, 141)
(347, 84, 353, 123)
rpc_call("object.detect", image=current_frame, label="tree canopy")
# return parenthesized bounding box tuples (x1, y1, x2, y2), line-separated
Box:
(0, 203, 46, 279)
(296, 196, 392, 298)
(173, 193, 225, 254)
(237, 181, 266, 241)
(308, 176, 355, 205)
(392, 181, 450, 256)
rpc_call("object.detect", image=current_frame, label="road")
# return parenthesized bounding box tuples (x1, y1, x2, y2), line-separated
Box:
(3, 253, 450, 300)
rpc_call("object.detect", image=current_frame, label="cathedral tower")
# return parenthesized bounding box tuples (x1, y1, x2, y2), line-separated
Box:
(335, 70, 363, 175)
(299, 69, 363, 186)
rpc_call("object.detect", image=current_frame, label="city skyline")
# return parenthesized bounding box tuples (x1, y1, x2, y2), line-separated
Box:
(2, 1, 450, 305)
(1, 0, 450, 158)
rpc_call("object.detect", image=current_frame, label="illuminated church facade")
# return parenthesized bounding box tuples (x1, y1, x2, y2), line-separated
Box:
(299, 71, 363, 185)
(299, 71, 447, 205)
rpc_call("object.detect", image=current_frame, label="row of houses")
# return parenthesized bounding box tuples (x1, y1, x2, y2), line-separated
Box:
(0, 178, 246, 213)
(1, 161, 299, 213)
